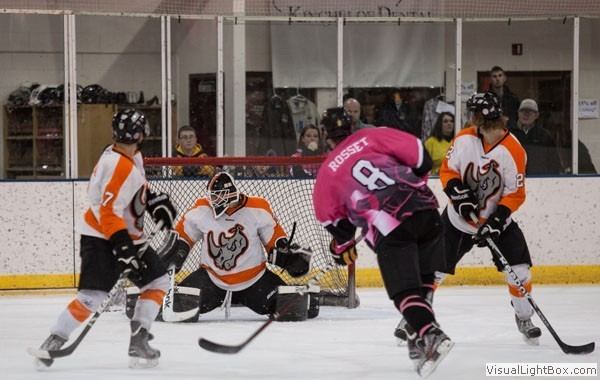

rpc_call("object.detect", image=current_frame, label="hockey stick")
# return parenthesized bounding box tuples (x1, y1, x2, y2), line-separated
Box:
(470, 213, 595, 355)
(27, 221, 165, 361)
(161, 264, 200, 322)
(198, 222, 298, 354)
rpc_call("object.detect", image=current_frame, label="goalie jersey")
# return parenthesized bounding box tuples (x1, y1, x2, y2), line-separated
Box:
(313, 127, 438, 247)
(175, 194, 286, 291)
(439, 126, 527, 234)
(78, 145, 148, 242)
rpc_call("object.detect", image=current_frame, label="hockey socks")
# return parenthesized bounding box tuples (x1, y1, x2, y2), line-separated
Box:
(393, 289, 436, 338)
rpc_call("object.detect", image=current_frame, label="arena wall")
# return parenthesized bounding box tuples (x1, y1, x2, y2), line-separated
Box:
(1, 177, 599, 290)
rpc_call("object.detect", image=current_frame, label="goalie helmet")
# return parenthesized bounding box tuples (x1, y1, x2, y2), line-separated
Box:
(207, 171, 239, 218)
(466, 92, 502, 120)
(112, 108, 150, 144)
(321, 107, 353, 142)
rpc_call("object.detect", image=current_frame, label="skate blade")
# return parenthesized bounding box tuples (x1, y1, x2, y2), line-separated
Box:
(33, 358, 53, 370)
(128, 356, 159, 369)
(26, 347, 51, 360)
(396, 337, 407, 346)
(523, 336, 540, 346)
(417, 340, 454, 378)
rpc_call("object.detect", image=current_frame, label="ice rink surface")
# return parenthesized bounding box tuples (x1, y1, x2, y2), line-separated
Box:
(0, 286, 598, 380)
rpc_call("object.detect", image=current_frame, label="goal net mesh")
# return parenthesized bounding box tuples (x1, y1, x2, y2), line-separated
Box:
(144, 156, 350, 300)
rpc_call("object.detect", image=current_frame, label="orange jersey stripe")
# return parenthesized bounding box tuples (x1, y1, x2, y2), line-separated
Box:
(67, 299, 92, 322)
(439, 127, 478, 189)
(203, 262, 266, 285)
(498, 136, 527, 213)
(508, 281, 532, 298)
(99, 155, 133, 238)
(175, 198, 211, 246)
(139, 289, 166, 306)
(243, 196, 286, 251)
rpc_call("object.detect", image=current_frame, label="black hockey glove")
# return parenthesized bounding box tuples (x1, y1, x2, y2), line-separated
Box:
(329, 239, 357, 266)
(473, 205, 511, 247)
(157, 231, 191, 272)
(110, 229, 144, 282)
(147, 190, 176, 230)
(444, 178, 478, 219)
(268, 238, 312, 277)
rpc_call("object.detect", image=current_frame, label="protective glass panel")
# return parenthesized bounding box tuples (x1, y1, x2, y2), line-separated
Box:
(172, 19, 218, 169)
(463, 20, 573, 176)
(1, 14, 65, 179)
(344, 21, 456, 176)
(245, 20, 337, 157)
(577, 18, 600, 175)
(76, 15, 162, 177)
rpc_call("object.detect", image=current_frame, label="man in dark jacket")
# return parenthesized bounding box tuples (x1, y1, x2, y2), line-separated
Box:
(508, 99, 562, 175)
(490, 66, 520, 125)
(376, 89, 419, 137)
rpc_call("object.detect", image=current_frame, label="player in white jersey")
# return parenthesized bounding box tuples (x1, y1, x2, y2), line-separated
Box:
(158, 171, 317, 321)
(31, 109, 176, 369)
(397, 92, 541, 345)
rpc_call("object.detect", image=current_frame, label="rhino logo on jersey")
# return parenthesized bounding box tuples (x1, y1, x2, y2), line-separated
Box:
(207, 224, 249, 271)
(462, 160, 502, 211)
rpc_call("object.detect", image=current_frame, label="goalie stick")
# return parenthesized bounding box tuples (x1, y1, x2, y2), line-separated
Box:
(470, 213, 595, 355)
(161, 263, 200, 322)
(27, 221, 165, 361)
(198, 222, 298, 354)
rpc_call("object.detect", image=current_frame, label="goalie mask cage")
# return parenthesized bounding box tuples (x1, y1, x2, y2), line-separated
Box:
(144, 155, 354, 307)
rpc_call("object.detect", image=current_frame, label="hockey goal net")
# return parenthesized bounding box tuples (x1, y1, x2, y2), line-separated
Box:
(144, 155, 355, 306)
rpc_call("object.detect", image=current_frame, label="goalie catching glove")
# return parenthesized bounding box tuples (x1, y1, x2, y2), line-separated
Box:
(267, 237, 312, 277)
(329, 239, 357, 266)
(157, 231, 191, 272)
(147, 189, 176, 230)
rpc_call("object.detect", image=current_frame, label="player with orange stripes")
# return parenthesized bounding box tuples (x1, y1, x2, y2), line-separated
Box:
(158, 171, 317, 321)
(397, 92, 541, 346)
(33, 109, 175, 369)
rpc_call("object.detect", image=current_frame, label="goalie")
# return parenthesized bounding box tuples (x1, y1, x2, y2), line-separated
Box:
(157, 171, 318, 321)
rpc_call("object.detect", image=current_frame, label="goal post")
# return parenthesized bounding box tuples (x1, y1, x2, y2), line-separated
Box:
(144, 155, 358, 307)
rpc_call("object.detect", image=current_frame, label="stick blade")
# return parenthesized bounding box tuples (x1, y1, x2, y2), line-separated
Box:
(561, 341, 595, 355)
(26, 347, 51, 360)
(198, 338, 244, 354)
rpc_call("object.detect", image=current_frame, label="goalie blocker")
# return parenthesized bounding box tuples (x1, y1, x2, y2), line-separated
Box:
(126, 284, 319, 322)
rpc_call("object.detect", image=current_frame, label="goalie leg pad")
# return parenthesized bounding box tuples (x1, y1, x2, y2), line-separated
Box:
(275, 286, 310, 322)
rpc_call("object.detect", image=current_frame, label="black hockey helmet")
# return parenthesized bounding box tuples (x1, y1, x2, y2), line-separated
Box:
(207, 171, 239, 218)
(81, 84, 107, 104)
(466, 92, 502, 120)
(321, 107, 353, 142)
(112, 108, 150, 144)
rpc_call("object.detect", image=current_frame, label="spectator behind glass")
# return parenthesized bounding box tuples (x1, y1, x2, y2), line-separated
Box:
(173, 125, 215, 177)
(489, 66, 520, 125)
(424, 112, 455, 175)
(508, 99, 562, 175)
(290, 124, 324, 178)
(376, 89, 419, 137)
(343, 97, 373, 133)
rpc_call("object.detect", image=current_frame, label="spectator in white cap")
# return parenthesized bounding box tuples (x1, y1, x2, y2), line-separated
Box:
(508, 98, 562, 175)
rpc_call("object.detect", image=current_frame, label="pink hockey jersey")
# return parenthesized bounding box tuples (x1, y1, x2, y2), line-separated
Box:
(312, 127, 438, 247)
(440, 126, 527, 234)
(175, 194, 286, 291)
(78, 145, 148, 242)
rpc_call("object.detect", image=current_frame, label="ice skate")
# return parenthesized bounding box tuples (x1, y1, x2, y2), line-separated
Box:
(515, 315, 541, 345)
(405, 324, 423, 371)
(394, 317, 408, 345)
(415, 326, 454, 378)
(128, 321, 160, 369)
(34, 334, 66, 368)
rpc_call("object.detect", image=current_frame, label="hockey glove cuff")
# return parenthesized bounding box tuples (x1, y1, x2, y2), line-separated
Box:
(473, 205, 511, 247)
(329, 239, 358, 266)
(268, 239, 312, 277)
(444, 178, 478, 219)
(109, 229, 143, 282)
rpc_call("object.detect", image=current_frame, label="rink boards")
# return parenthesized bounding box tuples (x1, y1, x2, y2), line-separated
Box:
(1, 177, 599, 289)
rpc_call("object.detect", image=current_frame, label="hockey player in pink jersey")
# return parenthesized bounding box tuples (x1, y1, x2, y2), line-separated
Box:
(312, 107, 453, 377)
